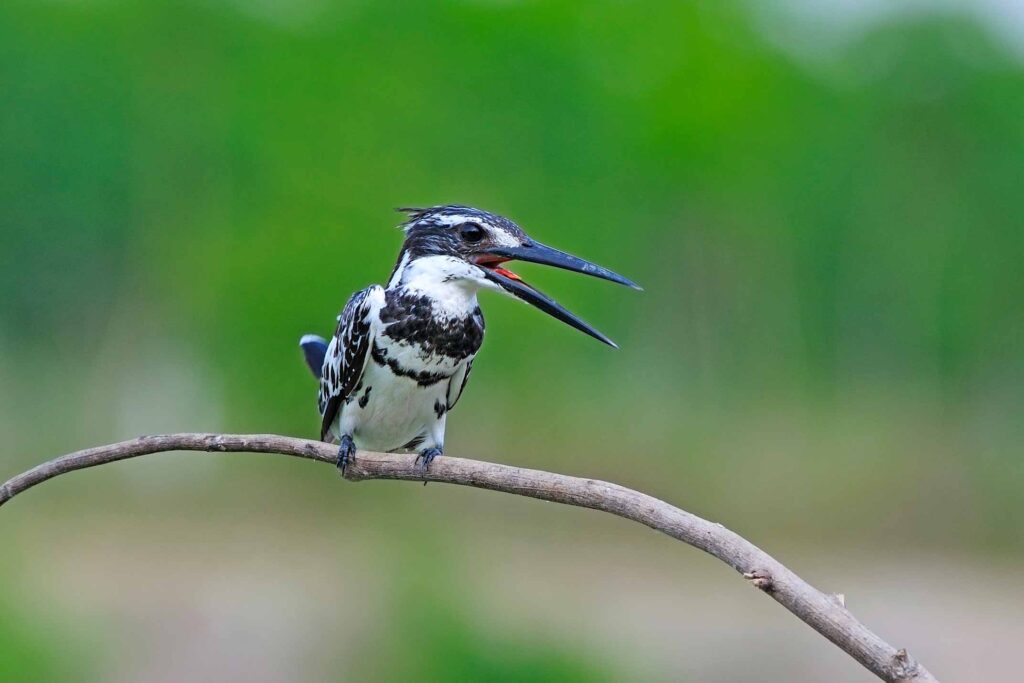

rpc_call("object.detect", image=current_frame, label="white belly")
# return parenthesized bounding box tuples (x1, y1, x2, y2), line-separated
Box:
(337, 361, 449, 453)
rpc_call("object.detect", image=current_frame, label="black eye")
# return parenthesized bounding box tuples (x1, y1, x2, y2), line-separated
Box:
(458, 222, 486, 243)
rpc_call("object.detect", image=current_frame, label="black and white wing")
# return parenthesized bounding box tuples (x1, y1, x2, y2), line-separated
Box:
(446, 308, 484, 410)
(319, 285, 383, 441)
(446, 359, 474, 410)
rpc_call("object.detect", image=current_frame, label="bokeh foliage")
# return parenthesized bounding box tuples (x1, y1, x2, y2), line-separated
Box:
(1, 1, 1022, 679)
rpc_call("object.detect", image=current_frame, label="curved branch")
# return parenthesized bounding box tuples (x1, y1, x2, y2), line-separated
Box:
(0, 433, 937, 682)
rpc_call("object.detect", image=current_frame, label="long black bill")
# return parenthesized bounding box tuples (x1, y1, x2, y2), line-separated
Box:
(482, 268, 620, 348)
(485, 242, 643, 290)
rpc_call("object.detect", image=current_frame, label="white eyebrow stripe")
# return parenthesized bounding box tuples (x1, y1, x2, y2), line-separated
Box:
(428, 214, 521, 247)
(432, 214, 477, 226)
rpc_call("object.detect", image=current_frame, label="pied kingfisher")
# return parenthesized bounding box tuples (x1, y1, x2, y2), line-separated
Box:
(299, 205, 639, 473)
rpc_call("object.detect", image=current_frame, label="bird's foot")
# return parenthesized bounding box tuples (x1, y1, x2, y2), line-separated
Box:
(416, 447, 443, 470)
(337, 434, 356, 476)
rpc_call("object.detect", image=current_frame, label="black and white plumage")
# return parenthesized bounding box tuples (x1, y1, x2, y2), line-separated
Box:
(300, 205, 639, 473)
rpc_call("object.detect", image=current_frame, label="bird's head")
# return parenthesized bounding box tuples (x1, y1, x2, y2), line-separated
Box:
(394, 205, 640, 347)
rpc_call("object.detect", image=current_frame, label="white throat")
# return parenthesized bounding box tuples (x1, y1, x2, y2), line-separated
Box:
(391, 254, 491, 316)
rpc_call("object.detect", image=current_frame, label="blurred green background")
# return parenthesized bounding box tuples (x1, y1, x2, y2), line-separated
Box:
(1, 1, 1022, 680)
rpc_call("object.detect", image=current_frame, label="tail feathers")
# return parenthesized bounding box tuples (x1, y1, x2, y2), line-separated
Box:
(299, 334, 328, 379)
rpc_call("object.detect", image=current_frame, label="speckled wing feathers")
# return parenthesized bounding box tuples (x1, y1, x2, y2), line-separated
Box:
(319, 286, 380, 441)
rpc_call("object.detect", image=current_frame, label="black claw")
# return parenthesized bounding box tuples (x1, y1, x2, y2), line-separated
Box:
(337, 434, 356, 476)
(416, 447, 443, 470)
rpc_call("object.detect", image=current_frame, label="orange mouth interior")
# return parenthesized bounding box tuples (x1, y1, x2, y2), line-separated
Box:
(476, 256, 524, 282)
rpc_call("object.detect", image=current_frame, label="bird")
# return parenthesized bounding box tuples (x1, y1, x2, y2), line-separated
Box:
(299, 205, 639, 475)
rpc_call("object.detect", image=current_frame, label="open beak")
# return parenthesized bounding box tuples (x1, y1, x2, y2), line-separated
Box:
(476, 241, 641, 348)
